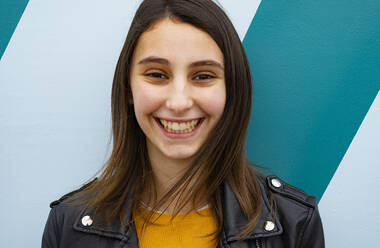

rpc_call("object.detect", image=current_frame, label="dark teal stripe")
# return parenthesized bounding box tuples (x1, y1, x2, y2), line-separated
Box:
(243, 0, 380, 200)
(0, 0, 29, 60)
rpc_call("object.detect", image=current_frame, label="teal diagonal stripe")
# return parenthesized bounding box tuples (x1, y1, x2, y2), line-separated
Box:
(0, 0, 29, 60)
(243, 0, 380, 200)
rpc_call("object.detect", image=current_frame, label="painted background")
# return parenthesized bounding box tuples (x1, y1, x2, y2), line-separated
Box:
(1, 0, 379, 247)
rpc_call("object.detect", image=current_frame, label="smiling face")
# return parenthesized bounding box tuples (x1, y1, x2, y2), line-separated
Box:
(129, 18, 226, 166)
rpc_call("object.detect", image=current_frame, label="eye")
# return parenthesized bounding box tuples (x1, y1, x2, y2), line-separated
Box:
(146, 72, 168, 79)
(193, 74, 215, 81)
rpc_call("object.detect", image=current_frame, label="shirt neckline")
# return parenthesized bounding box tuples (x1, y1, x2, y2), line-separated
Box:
(138, 201, 210, 214)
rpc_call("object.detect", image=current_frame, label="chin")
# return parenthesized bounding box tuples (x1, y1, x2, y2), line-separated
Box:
(164, 150, 197, 161)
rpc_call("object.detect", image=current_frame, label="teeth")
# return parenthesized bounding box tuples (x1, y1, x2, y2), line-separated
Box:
(159, 119, 200, 133)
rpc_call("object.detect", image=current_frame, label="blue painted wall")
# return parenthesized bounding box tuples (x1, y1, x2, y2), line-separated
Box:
(1, 0, 379, 247)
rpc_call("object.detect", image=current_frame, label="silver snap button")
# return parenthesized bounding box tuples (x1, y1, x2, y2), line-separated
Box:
(264, 220, 275, 231)
(271, 178, 282, 188)
(81, 215, 93, 226)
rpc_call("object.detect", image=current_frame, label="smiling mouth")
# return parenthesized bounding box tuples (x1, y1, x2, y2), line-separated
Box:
(154, 117, 203, 133)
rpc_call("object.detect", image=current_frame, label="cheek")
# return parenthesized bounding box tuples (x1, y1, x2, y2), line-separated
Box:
(132, 85, 163, 117)
(197, 86, 226, 118)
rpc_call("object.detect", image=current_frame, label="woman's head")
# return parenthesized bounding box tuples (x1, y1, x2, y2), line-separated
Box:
(112, 0, 252, 166)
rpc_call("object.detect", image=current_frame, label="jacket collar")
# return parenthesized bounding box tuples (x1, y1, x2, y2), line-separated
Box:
(221, 177, 283, 242)
(72, 178, 282, 244)
(72, 184, 139, 247)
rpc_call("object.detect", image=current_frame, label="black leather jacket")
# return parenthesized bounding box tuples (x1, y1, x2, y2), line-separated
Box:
(42, 175, 325, 248)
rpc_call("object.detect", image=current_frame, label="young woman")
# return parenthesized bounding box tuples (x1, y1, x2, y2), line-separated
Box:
(42, 0, 325, 247)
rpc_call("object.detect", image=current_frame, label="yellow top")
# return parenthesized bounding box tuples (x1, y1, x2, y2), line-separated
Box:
(133, 205, 218, 248)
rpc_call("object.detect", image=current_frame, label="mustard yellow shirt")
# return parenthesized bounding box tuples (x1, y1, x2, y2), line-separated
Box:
(133, 205, 218, 248)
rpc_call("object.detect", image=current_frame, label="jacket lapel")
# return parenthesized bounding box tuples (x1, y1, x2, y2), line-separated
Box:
(72, 185, 139, 247)
(222, 178, 283, 243)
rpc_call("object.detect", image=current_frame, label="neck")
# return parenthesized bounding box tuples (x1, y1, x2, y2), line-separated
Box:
(142, 141, 207, 213)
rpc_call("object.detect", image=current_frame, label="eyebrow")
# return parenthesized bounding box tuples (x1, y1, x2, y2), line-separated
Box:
(137, 56, 224, 70)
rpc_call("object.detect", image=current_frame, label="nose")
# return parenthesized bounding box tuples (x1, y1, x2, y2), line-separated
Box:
(165, 77, 193, 114)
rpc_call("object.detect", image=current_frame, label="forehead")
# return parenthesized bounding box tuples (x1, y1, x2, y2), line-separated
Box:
(132, 18, 224, 64)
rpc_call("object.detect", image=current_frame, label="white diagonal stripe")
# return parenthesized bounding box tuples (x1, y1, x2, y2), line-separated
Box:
(217, 0, 262, 40)
(319, 90, 380, 247)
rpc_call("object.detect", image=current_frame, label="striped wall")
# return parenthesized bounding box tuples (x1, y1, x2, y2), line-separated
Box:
(1, 0, 379, 246)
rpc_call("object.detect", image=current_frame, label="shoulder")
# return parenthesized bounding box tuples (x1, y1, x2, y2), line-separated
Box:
(263, 175, 318, 208)
(259, 175, 325, 247)
(44, 179, 97, 232)
(47, 179, 97, 222)
(42, 180, 96, 247)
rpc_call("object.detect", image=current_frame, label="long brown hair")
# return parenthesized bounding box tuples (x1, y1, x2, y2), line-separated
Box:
(78, 0, 263, 240)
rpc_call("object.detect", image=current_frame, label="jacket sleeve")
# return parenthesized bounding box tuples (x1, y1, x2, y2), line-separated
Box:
(41, 207, 59, 248)
(299, 204, 325, 248)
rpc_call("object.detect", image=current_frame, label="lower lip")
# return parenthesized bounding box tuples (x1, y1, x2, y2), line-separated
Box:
(154, 118, 204, 139)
